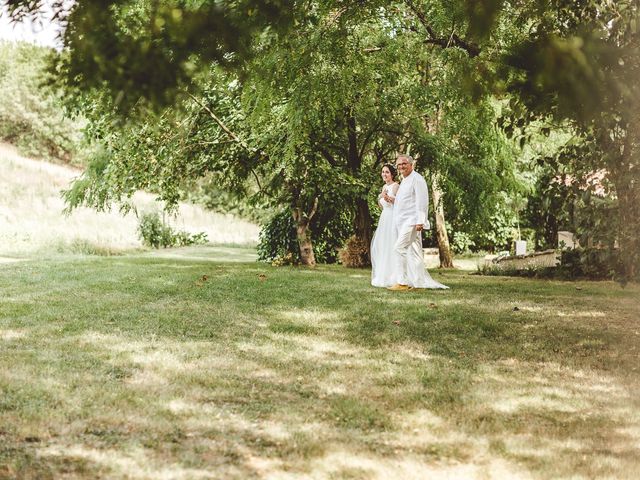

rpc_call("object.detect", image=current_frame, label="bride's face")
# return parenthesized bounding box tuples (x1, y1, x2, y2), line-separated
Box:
(381, 167, 392, 182)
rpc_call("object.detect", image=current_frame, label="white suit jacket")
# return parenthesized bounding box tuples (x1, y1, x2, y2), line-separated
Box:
(393, 170, 430, 231)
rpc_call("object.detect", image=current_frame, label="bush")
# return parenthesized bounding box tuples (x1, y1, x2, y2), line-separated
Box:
(137, 212, 208, 248)
(257, 209, 300, 264)
(451, 231, 475, 254)
(257, 207, 353, 265)
(557, 248, 623, 281)
(338, 235, 369, 268)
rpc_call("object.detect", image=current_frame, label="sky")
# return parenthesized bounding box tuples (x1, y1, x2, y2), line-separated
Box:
(0, 4, 63, 49)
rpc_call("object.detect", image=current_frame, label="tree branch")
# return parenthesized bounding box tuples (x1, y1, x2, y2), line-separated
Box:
(187, 92, 249, 150)
(318, 146, 338, 167)
(187, 92, 266, 193)
(358, 118, 382, 160)
(404, 0, 481, 58)
(307, 196, 319, 222)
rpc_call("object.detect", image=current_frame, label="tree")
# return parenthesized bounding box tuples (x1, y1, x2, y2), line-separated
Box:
(491, 0, 640, 280)
(0, 41, 82, 161)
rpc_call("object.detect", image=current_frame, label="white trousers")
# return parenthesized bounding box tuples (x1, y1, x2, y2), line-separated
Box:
(393, 226, 425, 287)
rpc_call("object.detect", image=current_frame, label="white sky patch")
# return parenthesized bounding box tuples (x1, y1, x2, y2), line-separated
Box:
(0, 2, 65, 49)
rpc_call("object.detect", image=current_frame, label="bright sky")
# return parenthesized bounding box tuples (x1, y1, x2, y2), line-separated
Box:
(0, 4, 64, 49)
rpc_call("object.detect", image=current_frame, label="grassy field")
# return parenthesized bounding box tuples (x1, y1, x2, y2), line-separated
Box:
(1, 247, 639, 479)
(0, 143, 259, 257)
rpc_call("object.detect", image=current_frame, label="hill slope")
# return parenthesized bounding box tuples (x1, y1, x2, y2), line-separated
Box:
(0, 143, 259, 257)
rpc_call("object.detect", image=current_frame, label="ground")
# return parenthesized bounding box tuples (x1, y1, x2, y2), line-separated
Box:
(1, 246, 638, 479)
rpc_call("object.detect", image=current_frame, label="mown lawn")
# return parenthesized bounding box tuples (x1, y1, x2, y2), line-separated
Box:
(1, 249, 639, 479)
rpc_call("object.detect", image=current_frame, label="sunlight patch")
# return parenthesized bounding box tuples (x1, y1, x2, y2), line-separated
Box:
(0, 328, 27, 340)
(519, 305, 543, 313)
(0, 256, 23, 264)
(556, 310, 606, 318)
(127, 369, 168, 387)
(394, 342, 433, 361)
(278, 309, 341, 323)
(491, 394, 579, 414)
(38, 445, 218, 479)
(476, 361, 629, 418)
(284, 336, 363, 359)
(304, 449, 531, 480)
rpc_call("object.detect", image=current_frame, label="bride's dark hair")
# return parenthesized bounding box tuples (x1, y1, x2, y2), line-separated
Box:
(383, 163, 397, 180)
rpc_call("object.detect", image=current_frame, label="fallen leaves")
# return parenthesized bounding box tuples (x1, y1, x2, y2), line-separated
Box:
(195, 274, 209, 287)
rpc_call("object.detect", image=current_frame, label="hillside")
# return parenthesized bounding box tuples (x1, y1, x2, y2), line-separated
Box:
(0, 143, 259, 258)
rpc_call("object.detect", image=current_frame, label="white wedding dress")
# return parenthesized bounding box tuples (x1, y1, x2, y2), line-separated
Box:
(371, 184, 399, 287)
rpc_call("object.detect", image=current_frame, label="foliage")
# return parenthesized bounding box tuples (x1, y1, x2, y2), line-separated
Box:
(137, 211, 207, 249)
(491, 0, 640, 280)
(524, 141, 619, 252)
(2, 0, 297, 109)
(451, 231, 474, 255)
(256, 209, 299, 264)
(59, 3, 524, 263)
(557, 248, 626, 282)
(15, 0, 635, 273)
(187, 179, 273, 224)
(0, 41, 84, 162)
(257, 207, 353, 265)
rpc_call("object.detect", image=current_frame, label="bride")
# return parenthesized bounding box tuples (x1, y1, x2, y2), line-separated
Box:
(371, 164, 400, 287)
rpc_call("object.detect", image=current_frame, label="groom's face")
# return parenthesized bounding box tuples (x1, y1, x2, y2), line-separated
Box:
(396, 157, 413, 177)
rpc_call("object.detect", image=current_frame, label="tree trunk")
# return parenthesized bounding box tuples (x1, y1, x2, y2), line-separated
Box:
(611, 132, 639, 281)
(616, 180, 639, 280)
(346, 111, 373, 265)
(355, 197, 373, 260)
(431, 173, 455, 268)
(291, 198, 318, 267)
(424, 102, 454, 269)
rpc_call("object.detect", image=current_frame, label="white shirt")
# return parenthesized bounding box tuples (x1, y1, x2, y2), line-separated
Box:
(393, 170, 430, 231)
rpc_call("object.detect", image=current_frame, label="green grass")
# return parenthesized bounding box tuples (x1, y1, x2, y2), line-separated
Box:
(1, 248, 639, 479)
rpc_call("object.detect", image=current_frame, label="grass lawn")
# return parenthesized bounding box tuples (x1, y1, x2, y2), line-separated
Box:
(1, 248, 639, 479)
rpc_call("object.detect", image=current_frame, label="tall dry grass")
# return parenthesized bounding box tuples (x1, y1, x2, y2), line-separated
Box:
(0, 143, 259, 257)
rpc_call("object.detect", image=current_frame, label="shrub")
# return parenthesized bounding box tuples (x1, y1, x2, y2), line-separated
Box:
(451, 231, 475, 254)
(257, 209, 300, 264)
(137, 212, 208, 248)
(557, 248, 624, 281)
(338, 235, 369, 268)
(257, 208, 353, 265)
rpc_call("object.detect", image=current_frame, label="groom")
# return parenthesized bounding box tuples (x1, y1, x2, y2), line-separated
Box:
(385, 154, 430, 291)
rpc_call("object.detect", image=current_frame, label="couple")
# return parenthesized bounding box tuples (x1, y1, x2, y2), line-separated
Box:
(371, 154, 449, 291)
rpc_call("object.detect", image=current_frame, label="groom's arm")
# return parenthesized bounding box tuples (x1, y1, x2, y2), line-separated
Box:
(414, 176, 429, 230)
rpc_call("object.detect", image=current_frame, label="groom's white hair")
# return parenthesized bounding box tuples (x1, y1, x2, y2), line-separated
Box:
(397, 153, 414, 164)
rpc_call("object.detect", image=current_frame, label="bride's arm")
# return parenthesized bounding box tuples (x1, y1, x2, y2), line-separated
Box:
(377, 186, 386, 209)
(385, 183, 399, 204)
